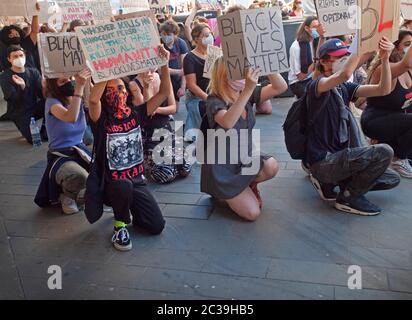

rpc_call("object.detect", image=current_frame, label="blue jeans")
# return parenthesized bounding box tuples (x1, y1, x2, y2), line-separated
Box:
(184, 92, 202, 140)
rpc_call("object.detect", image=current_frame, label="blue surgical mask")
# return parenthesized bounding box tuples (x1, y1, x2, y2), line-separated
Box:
(202, 34, 214, 46)
(311, 29, 320, 39)
(161, 34, 174, 44)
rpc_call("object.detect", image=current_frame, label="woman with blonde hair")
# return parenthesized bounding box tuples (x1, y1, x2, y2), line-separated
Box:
(200, 57, 288, 221)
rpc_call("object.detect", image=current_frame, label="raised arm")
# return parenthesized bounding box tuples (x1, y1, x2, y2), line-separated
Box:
(356, 37, 394, 98)
(147, 46, 171, 116)
(89, 81, 107, 123)
(50, 69, 91, 123)
(214, 68, 260, 130)
(29, 2, 40, 45)
(259, 73, 288, 103)
(184, 3, 200, 43)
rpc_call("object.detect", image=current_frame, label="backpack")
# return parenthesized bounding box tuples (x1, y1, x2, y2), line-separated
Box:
(283, 83, 331, 160)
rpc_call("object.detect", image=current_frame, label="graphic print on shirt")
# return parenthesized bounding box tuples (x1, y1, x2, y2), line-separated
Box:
(402, 92, 412, 110)
(106, 127, 143, 171)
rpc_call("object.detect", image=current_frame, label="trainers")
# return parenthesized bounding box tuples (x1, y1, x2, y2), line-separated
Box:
(309, 175, 338, 201)
(301, 161, 311, 175)
(335, 192, 381, 216)
(111, 227, 132, 251)
(59, 194, 79, 215)
(392, 159, 412, 178)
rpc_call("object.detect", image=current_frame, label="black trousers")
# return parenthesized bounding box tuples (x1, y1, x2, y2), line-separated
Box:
(12, 100, 46, 144)
(104, 179, 165, 235)
(361, 110, 412, 159)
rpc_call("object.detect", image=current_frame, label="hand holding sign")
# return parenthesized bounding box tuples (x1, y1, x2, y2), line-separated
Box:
(378, 36, 395, 60)
(157, 44, 170, 61)
(244, 68, 261, 92)
(74, 68, 92, 88)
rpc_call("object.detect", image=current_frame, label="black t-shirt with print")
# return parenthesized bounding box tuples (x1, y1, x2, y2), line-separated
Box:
(183, 51, 210, 93)
(102, 104, 148, 185)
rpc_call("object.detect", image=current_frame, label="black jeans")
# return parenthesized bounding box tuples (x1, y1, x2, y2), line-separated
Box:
(104, 179, 165, 235)
(361, 110, 412, 159)
(12, 100, 46, 144)
(311, 145, 400, 197)
(290, 79, 311, 99)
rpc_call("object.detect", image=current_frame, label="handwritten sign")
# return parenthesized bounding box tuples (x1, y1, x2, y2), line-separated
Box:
(149, 0, 171, 14)
(88, 0, 113, 22)
(38, 33, 86, 78)
(38, 1, 61, 24)
(56, 0, 94, 23)
(314, 0, 357, 37)
(76, 16, 167, 82)
(197, 0, 223, 10)
(401, 0, 412, 20)
(203, 45, 223, 79)
(0, 0, 37, 17)
(218, 6, 289, 80)
(117, 0, 151, 12)
(358, 0, 400, 54)
(114, 9, 158, 29)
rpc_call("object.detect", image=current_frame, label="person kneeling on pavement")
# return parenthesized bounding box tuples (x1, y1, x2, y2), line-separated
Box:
(35, 69, 92, 214)
(307, 37, 401, 216)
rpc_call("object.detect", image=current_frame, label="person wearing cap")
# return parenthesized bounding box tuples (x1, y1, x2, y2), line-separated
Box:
(306, 37, 401, 216)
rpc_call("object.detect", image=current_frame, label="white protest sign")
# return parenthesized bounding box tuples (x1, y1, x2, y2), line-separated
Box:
(401, 0, 412, 20)
(203, 45, 223, 79)
(218, 6, 289, 80)
(314, 0, 358, 37)
(197, 0, 223, 10)
(118, 0, 151, 12)
(114, 10, 158, 30)
(76, 16, 167, 82)
(56, 0, 94, 23)
(38, 1, 61, 24)
(0, 0, 38, 17)
(358, 0, 400, 54)
(38, 32, 86, 78)
(88, 0, 113, 22)
(149, 0, 171, 14)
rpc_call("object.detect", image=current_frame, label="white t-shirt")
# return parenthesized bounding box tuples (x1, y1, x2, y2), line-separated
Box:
(288, 40, 314, 85)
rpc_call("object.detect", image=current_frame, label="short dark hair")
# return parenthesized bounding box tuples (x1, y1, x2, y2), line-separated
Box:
(159, 20, 179, 34)
(46, 78, 70, 107)
(6, 45, 24, 58)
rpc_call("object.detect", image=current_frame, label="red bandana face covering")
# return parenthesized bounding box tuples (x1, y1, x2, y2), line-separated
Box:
(105, 90, 131, 120)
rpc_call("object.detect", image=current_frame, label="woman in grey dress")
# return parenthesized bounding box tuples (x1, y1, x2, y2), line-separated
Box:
(200, 57, 288, 221)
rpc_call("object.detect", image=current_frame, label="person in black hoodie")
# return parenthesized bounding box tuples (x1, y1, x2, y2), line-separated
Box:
(86, 46, 171, 252)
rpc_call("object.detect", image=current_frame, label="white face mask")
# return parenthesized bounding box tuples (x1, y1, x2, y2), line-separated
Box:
(12, 56, 25, 68)
(332, 56, 349, 74)
(161, 34, 174, 44)
(202, 34, 214, 46)
(404, 45, 410, 55)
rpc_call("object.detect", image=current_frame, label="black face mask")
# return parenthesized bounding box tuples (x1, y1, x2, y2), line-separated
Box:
(7, 37, 21, 45)
(58, 81, 75, 97)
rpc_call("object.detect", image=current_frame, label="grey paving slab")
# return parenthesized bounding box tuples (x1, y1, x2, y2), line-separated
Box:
(334, 286, 412, 300)
(19, 276, 81, 300)
(162, 204, 212, 220)
(387, 269, 412, 293)
(266, 259, 388, 290)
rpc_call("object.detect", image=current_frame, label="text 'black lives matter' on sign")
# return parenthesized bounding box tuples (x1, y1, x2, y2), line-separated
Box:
(38, 32, 86, 78)
(314, 0, 358, 37)
(401, 0, 412, 20)
(218, 6, 289, 80)
(358, 0, 400, 54)
(75, 17, 168, 83)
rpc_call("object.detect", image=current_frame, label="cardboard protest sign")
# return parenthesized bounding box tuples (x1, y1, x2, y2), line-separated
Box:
(114, 9, 158, 28)
(197, 0, 223, 10)
(203, 45, 223, 79)
(0, 0, 38, 17)
(117, 0, 151, 12)
(0, 16, 26, 26)
(87, 0, 113, 22)
(38, 33, 86, 78)
(56, 0, 94, 23)
(76, 16, 167, 82)
(314, 0, 358, 37)
(218, 6, 289, 80)
(401, 0, 412, 20)
(358, 0, 400, 54)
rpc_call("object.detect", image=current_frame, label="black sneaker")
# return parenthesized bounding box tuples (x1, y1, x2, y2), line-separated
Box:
(335, 192, 381, 216)
(310, 175, 338, 201)
(111, 227, 132, 251)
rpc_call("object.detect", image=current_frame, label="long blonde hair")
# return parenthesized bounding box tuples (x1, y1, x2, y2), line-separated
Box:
(207, 56, 237, 105)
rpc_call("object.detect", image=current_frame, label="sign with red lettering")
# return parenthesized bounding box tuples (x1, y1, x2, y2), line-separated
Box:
(401, 0, 412, 20)
(76, 17, 167, 83)
(218, 6, 289, 80)
(358, 0, 400, 54)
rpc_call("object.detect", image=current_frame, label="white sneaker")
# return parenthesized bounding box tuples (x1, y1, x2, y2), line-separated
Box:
(59, 195, 79, 215)
(392, 159, 412, 179)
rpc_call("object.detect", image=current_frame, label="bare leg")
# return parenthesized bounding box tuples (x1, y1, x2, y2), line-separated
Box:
(253, 157, 279, 184)
(226, 187, 261, 221)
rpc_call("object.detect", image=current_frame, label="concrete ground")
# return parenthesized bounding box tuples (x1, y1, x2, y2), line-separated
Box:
(0, 97, 411, 300)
